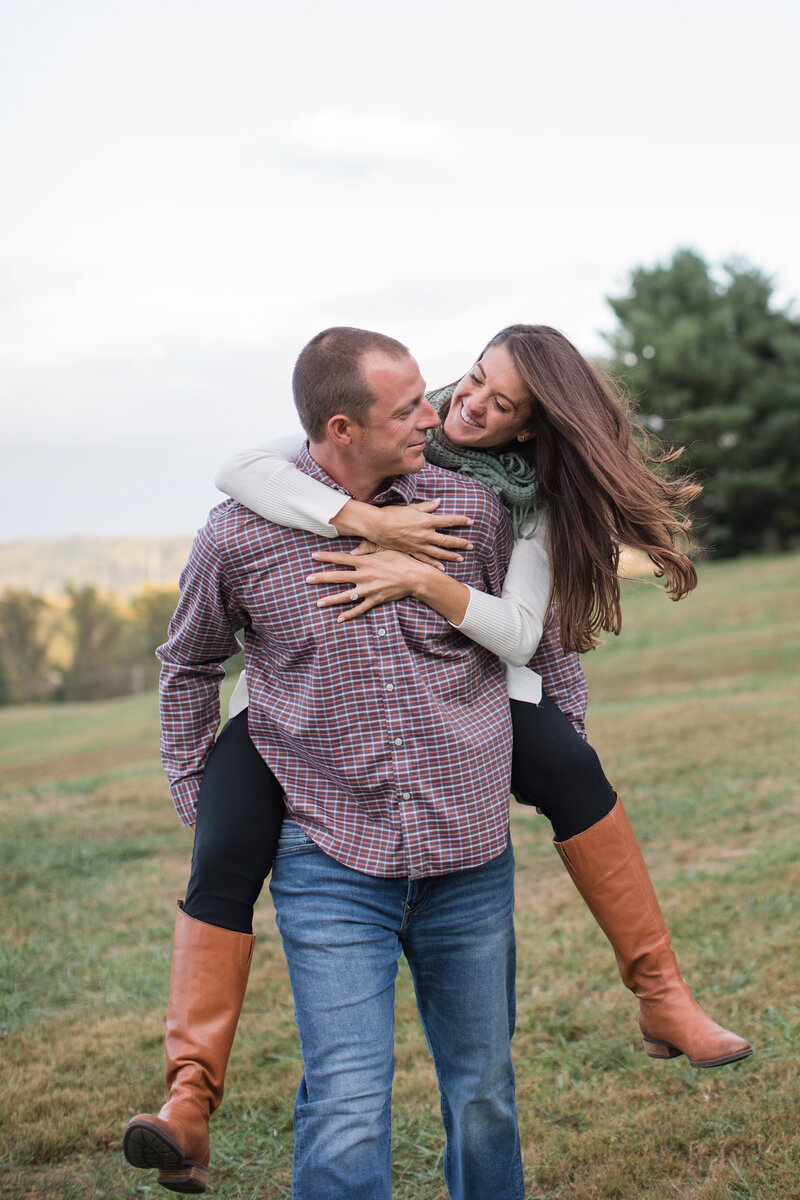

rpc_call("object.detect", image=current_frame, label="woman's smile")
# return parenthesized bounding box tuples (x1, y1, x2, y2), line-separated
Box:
(454, 400, 483, 430)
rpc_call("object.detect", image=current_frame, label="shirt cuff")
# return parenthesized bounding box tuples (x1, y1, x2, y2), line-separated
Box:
(170, 776, 201, 826)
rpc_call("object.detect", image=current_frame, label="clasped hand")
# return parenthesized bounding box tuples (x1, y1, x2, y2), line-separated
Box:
(306, 545, 423, 622)
(335, 498, 474, 567)
(306, 500, 474, 622)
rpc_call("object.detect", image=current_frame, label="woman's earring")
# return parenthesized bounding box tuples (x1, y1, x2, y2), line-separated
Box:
(517, 432, 530, 442)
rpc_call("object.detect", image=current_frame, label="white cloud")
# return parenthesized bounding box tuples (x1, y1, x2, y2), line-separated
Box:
(278, 110, 458, 176)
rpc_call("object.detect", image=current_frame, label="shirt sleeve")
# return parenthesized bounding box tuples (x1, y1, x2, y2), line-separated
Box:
(530, 606, 588, 739)
(453, 516, 552, 667)
(156, 515, 250, 823)
(215, 435, 347, 537)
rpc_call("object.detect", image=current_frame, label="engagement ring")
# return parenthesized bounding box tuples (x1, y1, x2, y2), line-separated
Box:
(350, 588, 359, 601)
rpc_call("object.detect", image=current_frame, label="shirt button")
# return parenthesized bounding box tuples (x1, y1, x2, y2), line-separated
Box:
(385, 683, 394, 692)
(401, 791, 411, 800)
(394, 737, 403, 746)
(377, 627, 387, 637)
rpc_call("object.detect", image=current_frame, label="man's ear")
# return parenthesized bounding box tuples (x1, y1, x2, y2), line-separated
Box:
(326, 414, 357, 447)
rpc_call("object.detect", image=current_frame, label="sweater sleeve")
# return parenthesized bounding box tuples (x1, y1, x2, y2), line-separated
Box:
(215, 435, 348, 537)
(452, 515, 551, 667)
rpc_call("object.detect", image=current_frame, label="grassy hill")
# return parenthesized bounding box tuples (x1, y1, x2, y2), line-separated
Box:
(0, 553, 798, 1199)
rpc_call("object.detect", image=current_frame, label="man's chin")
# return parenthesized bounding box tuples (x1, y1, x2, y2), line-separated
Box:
(404, 446, 427, 472)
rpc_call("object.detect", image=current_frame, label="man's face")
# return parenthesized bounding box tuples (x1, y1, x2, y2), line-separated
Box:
(352, 352, 440, 478)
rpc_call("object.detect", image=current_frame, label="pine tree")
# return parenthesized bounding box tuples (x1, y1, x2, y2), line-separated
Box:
(606, 249, 800, 555)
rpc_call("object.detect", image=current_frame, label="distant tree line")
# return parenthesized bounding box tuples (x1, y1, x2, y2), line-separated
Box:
(606, 249, 800, 557)
(0, 585, 243, 705)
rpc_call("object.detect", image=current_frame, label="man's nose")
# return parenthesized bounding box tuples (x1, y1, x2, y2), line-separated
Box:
(419, 400, 440, 430)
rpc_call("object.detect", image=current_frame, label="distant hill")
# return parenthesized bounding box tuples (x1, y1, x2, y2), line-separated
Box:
(0, 537, 193, 596)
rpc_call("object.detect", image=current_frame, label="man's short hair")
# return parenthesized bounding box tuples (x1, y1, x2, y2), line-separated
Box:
(292, 327, 411, 441)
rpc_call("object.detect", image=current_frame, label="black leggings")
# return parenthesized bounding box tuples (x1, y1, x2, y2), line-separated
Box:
(509, 697, 615, 839)
(183, 712, 284, 933)
(182, 698, 616, 934)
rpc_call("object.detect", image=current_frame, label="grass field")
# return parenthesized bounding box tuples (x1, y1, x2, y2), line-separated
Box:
(1, 553, 798, 1200)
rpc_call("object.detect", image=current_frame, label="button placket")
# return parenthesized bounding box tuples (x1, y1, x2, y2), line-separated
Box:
(371, 615, 419, 866)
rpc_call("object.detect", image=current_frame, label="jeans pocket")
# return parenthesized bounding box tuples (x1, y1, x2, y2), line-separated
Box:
(275, 818, 319, 858)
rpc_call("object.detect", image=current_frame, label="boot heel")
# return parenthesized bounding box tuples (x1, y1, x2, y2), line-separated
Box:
(642, 1036, 682, 1060)
(157, 1161, 209, 1194)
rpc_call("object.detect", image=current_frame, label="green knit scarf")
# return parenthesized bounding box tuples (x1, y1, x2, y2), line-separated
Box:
(424, 386, 540, 538)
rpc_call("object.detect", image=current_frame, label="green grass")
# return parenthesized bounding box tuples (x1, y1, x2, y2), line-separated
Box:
(1, 555, 799, 1199)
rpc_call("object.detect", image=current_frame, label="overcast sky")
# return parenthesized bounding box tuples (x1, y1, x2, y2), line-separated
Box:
(1, 0, 798, 539)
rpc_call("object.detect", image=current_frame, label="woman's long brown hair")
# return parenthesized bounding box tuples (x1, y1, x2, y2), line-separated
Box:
(482, 325, 700, 653)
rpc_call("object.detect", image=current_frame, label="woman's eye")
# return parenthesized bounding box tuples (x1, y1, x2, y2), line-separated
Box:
(469, 374, 481, 385)
(495, 400, 510, 414)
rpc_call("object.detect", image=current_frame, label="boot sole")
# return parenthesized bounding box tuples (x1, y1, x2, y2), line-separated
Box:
(642, 1036, 753, 1069)
(123, 1120, 208, 1193)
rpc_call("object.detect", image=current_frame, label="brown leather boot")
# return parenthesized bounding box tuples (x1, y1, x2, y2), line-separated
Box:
(554, 797, 752, 1069)
(123, 904, 255, 1193)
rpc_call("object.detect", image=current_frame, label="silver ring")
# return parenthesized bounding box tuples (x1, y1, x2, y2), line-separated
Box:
(349, 587, 359, 601)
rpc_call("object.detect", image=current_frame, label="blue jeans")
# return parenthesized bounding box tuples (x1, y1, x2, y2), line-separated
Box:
(269, 820, 524, 1200)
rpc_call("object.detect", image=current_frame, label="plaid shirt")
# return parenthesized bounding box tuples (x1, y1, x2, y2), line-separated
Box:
(158, 447, 515, 878)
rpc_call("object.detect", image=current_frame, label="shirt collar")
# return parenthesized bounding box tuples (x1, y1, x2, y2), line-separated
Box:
(296, 443, 421, 507)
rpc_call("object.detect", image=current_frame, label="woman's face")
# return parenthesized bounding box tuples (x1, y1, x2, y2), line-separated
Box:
(443, 342, 533, 451)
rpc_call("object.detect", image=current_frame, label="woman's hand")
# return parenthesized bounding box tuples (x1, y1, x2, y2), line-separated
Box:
(331, 498, 473, 568)
(306, 548, 432, 622)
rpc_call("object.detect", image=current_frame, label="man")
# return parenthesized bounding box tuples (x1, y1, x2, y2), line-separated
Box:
(146, 328, 524, 1199)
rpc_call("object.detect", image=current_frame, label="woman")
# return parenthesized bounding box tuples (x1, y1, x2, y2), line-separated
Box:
(124, 325, 750, 1194)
